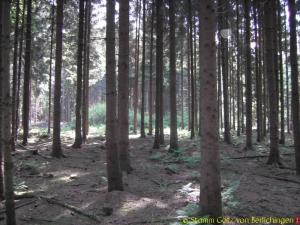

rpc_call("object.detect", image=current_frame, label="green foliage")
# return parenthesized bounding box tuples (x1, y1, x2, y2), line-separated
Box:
(89, 103, 106, 125)
(149, 152, 163, 161)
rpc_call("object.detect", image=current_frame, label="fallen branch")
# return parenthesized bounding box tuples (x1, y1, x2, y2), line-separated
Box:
(257, 174, 300, 185)
(0, 199, 37, 214)
(227, 153, 293, 160)
(40, 196, 102, 223)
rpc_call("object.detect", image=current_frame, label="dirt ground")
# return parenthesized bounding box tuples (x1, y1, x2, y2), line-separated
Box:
(0, 133, 299, 225)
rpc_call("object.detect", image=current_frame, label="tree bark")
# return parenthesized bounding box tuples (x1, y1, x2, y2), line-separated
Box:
(244, 0, 252, 149)
(118, 0, 132, 173)
(22, 0, 32, 146)
(264, 0, 280, 165)
(47, 1, 55, 135)
(73, 0, 85, 148)
(82, 0, 92, 143)
(153, 0, 164, 149)
(199, 0, 223, 219)
(288, 0, 300, 175)
(52, 0, 64, 158)
(140, 0, 146, 138)
(148, 1, 154, 135)
(106, 0, 123, 191)
(11, 0, 20, 150)
(169, 0, 178, 151)
(0, 1, 17, 223)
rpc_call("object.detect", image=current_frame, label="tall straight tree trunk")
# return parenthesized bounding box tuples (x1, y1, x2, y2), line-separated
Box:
(48, 1, 55, 135)
(73, 0, 85, 148)
(188, 0, 195, 139)
(11, 0, 20, 150)
(0, 1, 17, 223)
(118, 0, 132, 173)
(264, 0, 280, 165)
(133, 0, 140, 134)
(153, 0, 163, 149)
(199, 0, 222, 218)
(277, 0, 285, 144)
(284, 4, 290, 134)
(22, 0, 32, 146)
(219, 0, 231, 144)
(244, 0, 252, 149)
(236, 0, 241, 136)
(169, 0, 178, 151)
(140, 0, 146, 138)
(180, 35, 184, 129)
(254, 0, 262, 142)
(82, 0, 92, 143)
(106, 0, 123, 191)
(16, 0, 26, 139)
(0, 0, 4, 202)
(52, 0, 64, 158)
(217, 41, 223, 134)
(148, 1, 154, 135)
(288, 0, 300, 175)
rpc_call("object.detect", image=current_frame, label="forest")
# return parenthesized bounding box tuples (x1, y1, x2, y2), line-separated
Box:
(0, 0, 300, 224)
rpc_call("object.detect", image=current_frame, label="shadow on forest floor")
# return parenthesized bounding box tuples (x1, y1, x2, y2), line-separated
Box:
(0, 132, 299, 225)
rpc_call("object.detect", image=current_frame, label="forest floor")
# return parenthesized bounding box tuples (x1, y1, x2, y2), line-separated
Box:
(0, 131, 299, 225)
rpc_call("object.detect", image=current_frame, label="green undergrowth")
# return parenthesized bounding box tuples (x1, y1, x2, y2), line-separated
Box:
(149, 147, 201, 169)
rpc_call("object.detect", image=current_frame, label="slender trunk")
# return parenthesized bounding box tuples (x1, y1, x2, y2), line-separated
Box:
(133, 0, 140, 134)
(52, 0, 64, 158)
(148, 1, 154, 135)
(219, 0, 231, 144)
(180, 35, 184, 129)
(277, 0, 285, 144)
(140, 0, 146, 137)
(12, 0, 20, 150)
(153, 0, 163, 149)
(288, 0, 300, 175)
(82, 0, 92, 143)
(48, 1, 55, 135)
(284, 3, 290, 134)
(22, 0, 32, 146)
(188, 0, 195, 139)
(106, 0, 123, 191)
(244, 0, 252, 149)
(236, 0, 241, 137)
(264, 0, 280, 165)
(73, 0, 85, 148)
(118, 0, 132, 173)
(16, 0, 26, 139)
(169, 0, 178, 150)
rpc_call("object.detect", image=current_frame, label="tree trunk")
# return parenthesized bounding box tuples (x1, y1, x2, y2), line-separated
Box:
(188, 0, 195, 139)
(236, 0, 241, 137)
(169, 0, 178, 151)
(140, 0, 146, 138)
(47, 1, 55, 135)
(199, 0, 223, 219)
(264, 0, 280, 165)
(73, 0, 85, 148)
(82, 0, 92, 143)
(11, 0, 20, 150)
(277, 0, 285, 145)
(288, 0, 300, 175)
(106, 0, 123, 191)
(118, 0, 132, 173)
(133, 0, 140, 135)
(148, 1, 154, 135)
(219, 0, 231, 144)
(16, 0, 26, 140)
(22, 0, 32, 146)
(0, 1, 17, 223)
(244, 0, 252, 149)
(153, 0, 163, 149)
(52, 0, 64, 158)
